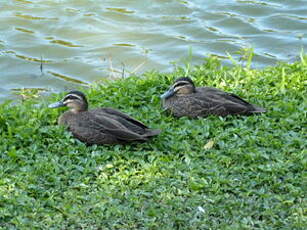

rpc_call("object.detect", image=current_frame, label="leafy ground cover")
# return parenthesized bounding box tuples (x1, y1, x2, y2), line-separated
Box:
(0, 56, 306, 229)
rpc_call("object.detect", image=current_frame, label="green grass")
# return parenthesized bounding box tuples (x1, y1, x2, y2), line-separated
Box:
(0, 56, 306, 229)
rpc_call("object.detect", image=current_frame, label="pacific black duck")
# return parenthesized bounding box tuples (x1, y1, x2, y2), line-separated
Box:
(49, 91, 160, 145)
(161, 77, 266, 118)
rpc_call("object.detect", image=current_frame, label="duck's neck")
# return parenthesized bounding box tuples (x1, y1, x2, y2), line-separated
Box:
(68, 103, 88, 113)
(70, 108, 87, 114)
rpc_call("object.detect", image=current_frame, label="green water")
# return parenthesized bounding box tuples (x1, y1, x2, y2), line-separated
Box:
(0, 0, 306, 101)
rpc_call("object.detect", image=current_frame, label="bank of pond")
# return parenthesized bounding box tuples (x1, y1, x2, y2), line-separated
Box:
(0, 57, 305, 229)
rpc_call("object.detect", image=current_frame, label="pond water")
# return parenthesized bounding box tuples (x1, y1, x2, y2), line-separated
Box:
(0, 0, 306, 101)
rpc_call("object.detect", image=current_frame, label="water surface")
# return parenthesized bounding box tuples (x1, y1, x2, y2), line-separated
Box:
(0, 0, 306, 101)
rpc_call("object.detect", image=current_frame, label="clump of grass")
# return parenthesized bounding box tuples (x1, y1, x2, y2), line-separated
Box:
(0, 56, 306, 229)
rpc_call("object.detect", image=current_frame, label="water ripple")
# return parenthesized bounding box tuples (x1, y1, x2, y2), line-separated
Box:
(48, 71, 89, 85)
(0, 0, 306, 101)
(15, 27, 35, 34)
(106, 8, 135, 14)
(15, 13, 58, 21)
(49, 39, 83, 48)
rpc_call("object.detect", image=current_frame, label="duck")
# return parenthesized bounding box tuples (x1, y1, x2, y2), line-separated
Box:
(48, 90, 160, 145)
(160, 77, 266, 118)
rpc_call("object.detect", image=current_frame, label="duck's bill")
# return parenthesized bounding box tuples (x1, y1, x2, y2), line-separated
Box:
(160, 88, 175, 99)
(48, 101, 64, 108)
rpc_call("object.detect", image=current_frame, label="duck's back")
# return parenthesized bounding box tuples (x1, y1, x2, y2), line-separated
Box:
(58, 109, 160, 145)
(91, 107, 159, 136)
(58, 111, 122, 144)
(163, 89, 210, 118)
(58, 111, 152, 145)
(163, 86, 265, 117)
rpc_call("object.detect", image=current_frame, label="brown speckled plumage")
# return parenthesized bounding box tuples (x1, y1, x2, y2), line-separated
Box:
(161, 77, 266, 118)
(49, 91, 160, 145)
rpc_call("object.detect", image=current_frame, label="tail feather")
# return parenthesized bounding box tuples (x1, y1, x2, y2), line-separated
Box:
(143, 129, 161, 137)
(251, 105, 266, 113)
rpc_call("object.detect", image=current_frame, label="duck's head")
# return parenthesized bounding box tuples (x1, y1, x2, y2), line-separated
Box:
(160, 77, 196, 99)
(48, 90, 88, 113)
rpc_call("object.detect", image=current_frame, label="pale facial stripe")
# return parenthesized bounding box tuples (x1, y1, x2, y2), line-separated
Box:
(173, 81, 190, 89)
(63, 94, 84, 105)
(63, 94, 83, 101)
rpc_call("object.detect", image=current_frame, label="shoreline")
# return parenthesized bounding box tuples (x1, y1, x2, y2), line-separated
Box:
(0, 56, 306, 229)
